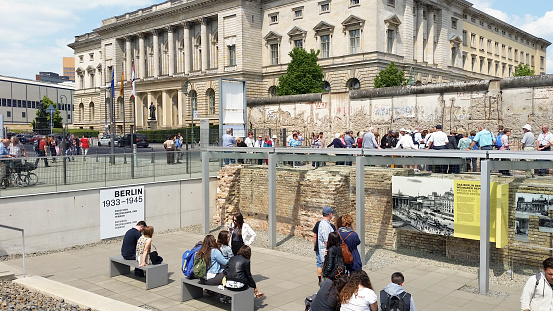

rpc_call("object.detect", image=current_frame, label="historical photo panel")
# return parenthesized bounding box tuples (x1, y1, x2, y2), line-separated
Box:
(515, 192, 553, 235)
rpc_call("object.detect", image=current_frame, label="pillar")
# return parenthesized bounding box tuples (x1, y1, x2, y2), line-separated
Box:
(416, 1, 425, 62)
(138, 33, 145, 79)
(167, 26, 175, 76)
(200, 18, 208, 72)
(152, 29, 159, 77)
(178, 88, 184, 126)
(182, 22, 191, 74)
(125, 37, 132, 81)
(427, 8, 435, 64)
(162, 90, 171, 128)
(136, 94, 144, 128)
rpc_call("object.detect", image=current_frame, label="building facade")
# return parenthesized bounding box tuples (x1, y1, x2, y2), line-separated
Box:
(63, 57, 76, 82)
(36, 72, 71, 84)
(69, 0, 549, 133)
(0, 75, 74, 131)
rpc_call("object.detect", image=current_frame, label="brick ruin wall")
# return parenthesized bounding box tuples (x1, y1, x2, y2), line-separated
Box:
(215, 165, 553, 269)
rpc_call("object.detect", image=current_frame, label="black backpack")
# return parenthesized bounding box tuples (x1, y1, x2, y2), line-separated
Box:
(380, 290, 411, 311)
(33, 139, 40, 152)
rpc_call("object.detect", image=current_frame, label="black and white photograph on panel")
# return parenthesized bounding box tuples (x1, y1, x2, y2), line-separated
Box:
(515, 193, 553, 217)
(392, 176, 455, 236)
(515, 217, 530, 242)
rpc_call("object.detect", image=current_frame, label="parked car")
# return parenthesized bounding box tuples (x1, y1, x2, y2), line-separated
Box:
(15, 134, 30, 143)
(29, 135, 42, 144)
(98, 134, 120, 147)
(117, 133, 149, 148)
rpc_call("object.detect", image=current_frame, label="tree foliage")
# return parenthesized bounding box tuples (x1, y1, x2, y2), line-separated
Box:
(276, 48, 324, 95)
(31, 96, 63, 128)
(513, 64, 535, 77)
(373, 62, 407, 88)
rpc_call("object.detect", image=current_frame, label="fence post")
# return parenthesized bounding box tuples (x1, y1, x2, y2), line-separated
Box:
(95, 149, 99, 162)
(150, 148, 155, 163)
(123, 149, 127, 164)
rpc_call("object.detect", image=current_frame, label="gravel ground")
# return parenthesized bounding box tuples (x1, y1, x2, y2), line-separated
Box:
(0, 280, 90, 310)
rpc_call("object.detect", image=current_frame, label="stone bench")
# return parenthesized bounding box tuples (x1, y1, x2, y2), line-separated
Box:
(109, 255, 168, 290)
(181, 277, 254, 311)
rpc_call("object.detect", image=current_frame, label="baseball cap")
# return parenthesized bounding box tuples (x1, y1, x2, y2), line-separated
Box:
(322, 206, 333, 215)
(388, 130, 394, 134)
(523, 124, 532, 131)
(436, 124, 442, 129)
(400, 128, 406, 132)
(272, 135, 277, 139)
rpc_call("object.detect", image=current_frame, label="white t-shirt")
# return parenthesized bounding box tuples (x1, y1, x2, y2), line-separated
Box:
(340, 287, 377, 311)
(427, 131, 448, 147)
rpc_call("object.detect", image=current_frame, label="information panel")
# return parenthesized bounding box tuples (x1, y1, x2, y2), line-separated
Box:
(100, 186, 145, 239)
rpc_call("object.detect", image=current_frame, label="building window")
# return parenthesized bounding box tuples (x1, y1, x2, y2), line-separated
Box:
(488, 60, 492, 74)
(350, 0, 360, 6)
(90, 73, 95, 88)
(470, 34, 476, 48)
(346, 78, 360, 90)
(451, 18, 457, 29)
(526, 53, 530, 64)
(479, 36, 484, 51)
(494, 42, 499, 55)
(270, 44, 279, 65)
(22, 112, 25, 118)
(386, 29, 394, 53)
(349, 29, 360, 54)
(462, 31, 467, 46)
(208, 89, 215, 114)
(6, 111, 10, 118)
(319, 1, 330, 14)
(190, 90, 197, 112)
(509, 66, 512, 77)
(487, 40, 492, 53)
(323, 81, 331, 92)
(321, 35, 330, 58)
(508, 47, 512, 60)
(531, 55, 535, 67)
(521, 51, 525, 63)
(514, 49, 518, 61)
(293, 8, 303, 19)
(228, 45, 236, 66)
(89, 103, 95, 121)
(79, 75, 84, 89)
(89, 53, 94, 61)
(501, 44, 505, 58)
(471, 56, 476, 71)
(269, 13, 278, 24)
(541, 56, 545, 69)
(79, 55, 84, 63)
(462, 54, 467, 69)
(387, 0, 395, 7)
(294, 39, 303, 49)
(268, 86, 277, 96)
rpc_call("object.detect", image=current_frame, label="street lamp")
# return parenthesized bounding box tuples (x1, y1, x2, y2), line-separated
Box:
(183, 81, 194, 145)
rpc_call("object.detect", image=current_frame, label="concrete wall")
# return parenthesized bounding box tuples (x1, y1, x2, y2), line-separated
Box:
(0, 178, 218, 255)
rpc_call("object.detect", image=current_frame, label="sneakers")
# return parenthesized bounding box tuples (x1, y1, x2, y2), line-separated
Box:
(220, 296, 231, 304)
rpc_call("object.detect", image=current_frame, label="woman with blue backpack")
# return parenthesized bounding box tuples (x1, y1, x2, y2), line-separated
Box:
(195, 234, 228, 285)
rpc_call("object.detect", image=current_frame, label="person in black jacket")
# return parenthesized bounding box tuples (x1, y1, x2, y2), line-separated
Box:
(322, 232, 346, 281)
(223, 245, 264, 298)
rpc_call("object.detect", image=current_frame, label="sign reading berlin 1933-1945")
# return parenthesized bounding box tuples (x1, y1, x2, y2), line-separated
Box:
(100, 186, 145, 239)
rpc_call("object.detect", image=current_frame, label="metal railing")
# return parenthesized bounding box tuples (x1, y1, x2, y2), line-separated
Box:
(0, 224, 25, 277)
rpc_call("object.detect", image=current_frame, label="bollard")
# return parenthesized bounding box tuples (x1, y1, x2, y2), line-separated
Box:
(123, 149, 127, 164)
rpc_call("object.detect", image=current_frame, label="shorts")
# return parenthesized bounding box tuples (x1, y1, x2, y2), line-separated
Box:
(316, 252, 323, 268)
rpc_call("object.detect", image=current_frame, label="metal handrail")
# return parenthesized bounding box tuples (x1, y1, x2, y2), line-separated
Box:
(0, 224, 25, 278)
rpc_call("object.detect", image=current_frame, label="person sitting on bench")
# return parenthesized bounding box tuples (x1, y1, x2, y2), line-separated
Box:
(121, 220, 146, 276)
(136, 226, 154, 267)
(224, 245, 264, 298)
(197, 234, 229, 285)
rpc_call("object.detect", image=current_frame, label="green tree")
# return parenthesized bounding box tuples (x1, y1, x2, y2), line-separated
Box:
(276, 48, 324, 95)
(373, 62, 407, 88)
(31, 96, 63, 128)
(513, 64, 535, 76)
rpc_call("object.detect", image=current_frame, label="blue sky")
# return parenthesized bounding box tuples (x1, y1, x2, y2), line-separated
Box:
(0, 0, 552, 80)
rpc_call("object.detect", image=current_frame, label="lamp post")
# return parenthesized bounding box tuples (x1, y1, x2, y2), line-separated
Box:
(59, 94, 68, 185)
(183, 81, 194, 145)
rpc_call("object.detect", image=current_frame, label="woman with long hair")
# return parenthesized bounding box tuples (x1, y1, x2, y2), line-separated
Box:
(224, 245, 264, 298)
(322, 232, 346, 281)
(229, 212, 256, 255)
(339, 270, 377, 311)
(217, 230, 234, 260)
(337, 214, 362, 273)
(136, 226, 154, 267)
(196, 234, 228, 285)
(309, 274, 349, 311)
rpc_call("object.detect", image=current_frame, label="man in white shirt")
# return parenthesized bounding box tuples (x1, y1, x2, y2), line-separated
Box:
(394, 128, 416, 149)
(521, 257, 553, 311)
(425, 125, 448, 150)
(536, 125, 553, 176)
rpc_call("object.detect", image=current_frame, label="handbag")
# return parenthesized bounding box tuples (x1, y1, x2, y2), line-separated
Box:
(149, 244, 163, 265)
(304, 294, 316, 311)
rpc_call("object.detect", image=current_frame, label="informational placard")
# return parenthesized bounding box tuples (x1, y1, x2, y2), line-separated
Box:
(100, 186, 145, 239)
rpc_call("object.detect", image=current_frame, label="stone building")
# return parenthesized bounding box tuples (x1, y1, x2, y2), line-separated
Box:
(68, 0, 549, 133)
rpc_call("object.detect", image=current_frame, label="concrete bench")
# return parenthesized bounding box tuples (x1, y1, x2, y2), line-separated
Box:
(109, 255, 168, 290)
(181, 277, 254, 311)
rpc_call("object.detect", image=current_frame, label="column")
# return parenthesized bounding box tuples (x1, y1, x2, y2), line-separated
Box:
(125, 37, 132, 81)
(200, 18, 208, 72)
(162, 90, 170, 127)
(427, 8, 435, 64)
(167, 26, 175, 76)
(136, 93, 144, 128)
(138, 33, 145, 79)
(182, 22, 191, 74)
(416, 1, 424, 62)
(178, 89, 184, 126)
(152, 29, 160, 77)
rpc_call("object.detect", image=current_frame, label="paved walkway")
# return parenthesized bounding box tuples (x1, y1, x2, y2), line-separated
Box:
(1, 231, 522, 311)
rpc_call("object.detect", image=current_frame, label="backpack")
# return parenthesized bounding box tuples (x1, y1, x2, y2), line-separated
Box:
(495, 133, 503, 149)
(411, 133, 419, 147)
(181, 242, 202, 277)
(339, 232, 353, 265)
(380, 290, 411, 311)
(192, 255, 207, 278)
(33, 139, 40, 152)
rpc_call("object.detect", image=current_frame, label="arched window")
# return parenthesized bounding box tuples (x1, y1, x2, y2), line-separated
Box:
(346, 78, 360, 90)
(79, 103, 84, 121)
(207, 89, 215, 114)
(322, 81, 331, 93)
(89, 102, 95, 121)
(190, 90, 197, 114)
(268, 86, 277, 96)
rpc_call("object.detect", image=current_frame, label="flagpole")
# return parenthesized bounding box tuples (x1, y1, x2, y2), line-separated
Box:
(121, 62, 125, 145)
(110, 67, 115, 164)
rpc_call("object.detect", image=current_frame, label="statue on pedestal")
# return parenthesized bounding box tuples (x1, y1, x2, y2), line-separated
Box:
(148, 102, 156, 120)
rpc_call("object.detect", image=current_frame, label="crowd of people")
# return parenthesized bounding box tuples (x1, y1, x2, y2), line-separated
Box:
(222, 123, 553, 175)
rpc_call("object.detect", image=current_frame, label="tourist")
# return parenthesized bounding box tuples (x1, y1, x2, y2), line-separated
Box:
(196, 234, 228, 285)
(381, 130, 394, 149)
(457, 131, 472, 172)
(229, 212, 256, 255)
(520, 257, 553, 311)
(317, 206, 335, 270)
(362, 128, 380, 149)
(339, 270, 378, 311)
(419, 130, 428, 149)
(356, 132, 364, 148)
(519, 124, 535, 178)
(313, 214, 337, 286)
(498, 128, 513, 176)
(8, 136, 26, 158)
(217, 230, 234, 260)
(80, 135, 90, 157)
(345, 130, 356, 148)
(392, 131, 399, 148)
(536, 124, 553, 176)
(136, 225, 154, 267)
(223, 245, 264, 298)
(163, 135, 175, 164)
(263, 135, 273, 165)
(271, 134, 278, 147)
(245, 131, 255, 148)
(322, 232, 346, 281)
(394, 129, 416, 150)
(0, 139, 14, 182)
(328, 133, 346, 165)
(121, 220, 147, 260)
(309, 275, 349, 311)
(447, 131, 460, 173)
(467, 130, 479, 172)
(312, 132, 322, 168)
(48, 137, 57, 163)
(174, 134, 182, 163)
(222, 128, 236, 165)
(254, 135, 264, 164)
(468, 125, 495, 151)
(34, 136, 50, 167)
(236, 137, 247, 164)
(379, 272, 416, 311)
(337, 214, 362, 273)
(426, 125, 448, 173)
